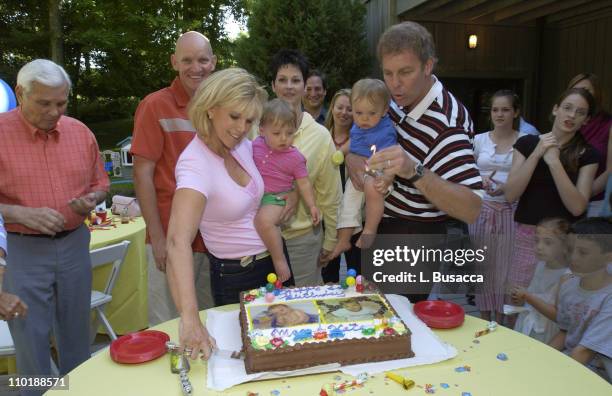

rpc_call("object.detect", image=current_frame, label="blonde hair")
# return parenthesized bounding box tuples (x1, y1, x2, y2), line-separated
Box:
(189, 68, 268, 141)
(351, 78, 390, 110)
(324, 88, 351, 133)
(261, 98, 297, 129)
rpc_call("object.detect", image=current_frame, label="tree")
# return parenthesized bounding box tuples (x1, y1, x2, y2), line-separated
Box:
(0, 0, 248, 122)
(233, 0, 371, 97)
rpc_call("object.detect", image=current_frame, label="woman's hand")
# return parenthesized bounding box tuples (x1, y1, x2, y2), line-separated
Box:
(483, 172, 504, 196)
(345, 153, 367, 192)
(0, 293, 28, 320)
(510, 286, 527, 306)
(535, 132, 558, 158)
(178, 315, 217, 361)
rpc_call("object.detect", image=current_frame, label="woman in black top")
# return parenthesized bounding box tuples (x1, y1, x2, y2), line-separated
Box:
(504, 88, 599, 305)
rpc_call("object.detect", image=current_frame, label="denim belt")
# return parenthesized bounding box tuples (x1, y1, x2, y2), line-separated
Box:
(239, 251, 271, 267)
(8, 227, 78, 239)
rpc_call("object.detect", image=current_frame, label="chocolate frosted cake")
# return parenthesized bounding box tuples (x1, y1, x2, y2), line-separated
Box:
(239, 284, 414, 373)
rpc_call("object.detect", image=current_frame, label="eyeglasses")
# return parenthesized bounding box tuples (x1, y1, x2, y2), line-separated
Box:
(560, 103, 588, 118)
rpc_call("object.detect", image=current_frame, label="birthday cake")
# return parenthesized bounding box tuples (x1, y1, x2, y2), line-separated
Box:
(239, 283, 414, 373)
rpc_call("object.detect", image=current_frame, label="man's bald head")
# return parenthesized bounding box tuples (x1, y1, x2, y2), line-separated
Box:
(171, 31, 217, 97)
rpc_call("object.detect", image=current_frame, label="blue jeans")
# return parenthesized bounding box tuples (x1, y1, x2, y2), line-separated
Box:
(208, 244, 294, 306)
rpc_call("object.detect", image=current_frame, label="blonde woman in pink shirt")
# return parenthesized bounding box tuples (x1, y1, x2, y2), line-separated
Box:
(165, 68, 294, 360)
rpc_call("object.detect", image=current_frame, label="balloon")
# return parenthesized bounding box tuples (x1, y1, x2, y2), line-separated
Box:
(0, 79, 17, 113)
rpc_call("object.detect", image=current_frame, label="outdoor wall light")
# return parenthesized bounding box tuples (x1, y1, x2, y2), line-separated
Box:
(468, 34, 478, 49)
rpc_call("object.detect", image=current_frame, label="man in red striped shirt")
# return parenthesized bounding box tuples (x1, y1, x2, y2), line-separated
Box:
(131, 32, 217, 325)
(0, 59, 109, 393)
(347, 22, 483, 302)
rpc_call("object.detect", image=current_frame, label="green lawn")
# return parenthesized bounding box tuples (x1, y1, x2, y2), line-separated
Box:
(88, 118, 134, 150)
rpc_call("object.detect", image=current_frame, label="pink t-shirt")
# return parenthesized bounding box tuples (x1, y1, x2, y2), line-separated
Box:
(175, 137, 266, 258)
(252, 136, 308, 193)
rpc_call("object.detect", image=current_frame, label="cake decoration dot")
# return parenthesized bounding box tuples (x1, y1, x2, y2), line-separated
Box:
(270, 390, 280, 396)
(266, 273, 277, 283)
(273, 289, 280, 296)
(345, 276, 356, 286)
(496, 352, 508, 361)
(266, 283, 274, 292)
(274, 279, 282, 289)
(347, 269, 357, 277)
(265, 292, 275, 302)
(461, 393, 472, 396)
(440, 383, 449, 389)
(340, 279, 348, 289)
(361, 327, 375, 336)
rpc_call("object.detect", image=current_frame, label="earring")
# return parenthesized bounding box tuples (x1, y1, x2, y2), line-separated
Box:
(208, 113, 212, 119)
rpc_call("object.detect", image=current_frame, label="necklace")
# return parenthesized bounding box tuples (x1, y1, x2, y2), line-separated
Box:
(333, 133, 349, 149)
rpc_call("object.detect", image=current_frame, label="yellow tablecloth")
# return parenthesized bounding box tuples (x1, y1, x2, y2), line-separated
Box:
(90, 215, 148, 335)
(46, 305, 611, 395)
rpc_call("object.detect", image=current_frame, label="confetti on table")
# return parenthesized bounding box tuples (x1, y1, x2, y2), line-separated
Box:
(334, 375, 342, 381)
(497, 353, 508, 361)
(472, 339, 480, 344)
(454, 365, 471, 372)
(440, 383, 450, 389)
(462, 393, 472, 396)
(425, 383, 436, 393)
(270, 390, 280, 396)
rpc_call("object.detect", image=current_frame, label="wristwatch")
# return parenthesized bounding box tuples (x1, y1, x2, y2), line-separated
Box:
(406, 162, 425, 184)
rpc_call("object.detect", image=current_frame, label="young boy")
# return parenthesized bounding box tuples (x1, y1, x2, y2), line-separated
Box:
(330, 79, 397, 258)
(551, 217, 611, 379)
(253, 99, 321, 282)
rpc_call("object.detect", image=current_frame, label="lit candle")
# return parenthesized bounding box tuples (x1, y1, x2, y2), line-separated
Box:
(365, 145, 377, 173)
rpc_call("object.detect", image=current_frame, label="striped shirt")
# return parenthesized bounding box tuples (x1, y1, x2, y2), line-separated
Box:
(386, 76, 483, 222)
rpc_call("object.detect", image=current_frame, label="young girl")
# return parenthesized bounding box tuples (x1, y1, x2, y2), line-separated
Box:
(567, 73, 611, 216)
(253, 99, 320, 282)
(504, 88, 599, 313)
(468, 90, 525, 323)
(330, 79, 396, 258)
(510, 218, 571, 343)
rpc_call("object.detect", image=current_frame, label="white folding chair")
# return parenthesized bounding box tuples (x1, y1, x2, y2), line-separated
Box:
(90, 240, 130, 341)
(0, 320, 59, 375)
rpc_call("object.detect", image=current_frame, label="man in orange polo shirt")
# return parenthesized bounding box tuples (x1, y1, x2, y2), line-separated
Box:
(0, 59, 109, 395)
(131, 31, 217, 325)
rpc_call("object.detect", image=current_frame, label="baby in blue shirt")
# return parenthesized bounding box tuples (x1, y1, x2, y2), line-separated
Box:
(331, 79, 396, 258)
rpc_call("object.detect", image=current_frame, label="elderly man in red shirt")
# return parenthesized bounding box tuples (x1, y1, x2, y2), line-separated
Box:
(0, 59, 109, 395)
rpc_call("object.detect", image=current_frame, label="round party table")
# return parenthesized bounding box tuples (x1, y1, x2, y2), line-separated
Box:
(90, 214, 148, 335)
(46, 304, 611, 395)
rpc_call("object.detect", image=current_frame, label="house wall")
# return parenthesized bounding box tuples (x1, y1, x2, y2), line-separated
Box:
(538, 13, 612, 131)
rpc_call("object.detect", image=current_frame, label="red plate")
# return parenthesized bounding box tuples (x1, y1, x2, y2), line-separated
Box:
(110, 330, 170, 364)
(414, 300, 465, 329)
